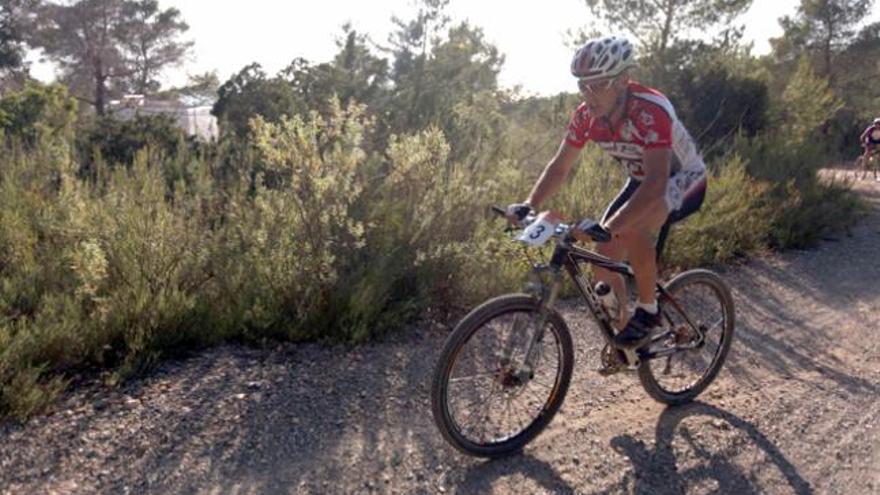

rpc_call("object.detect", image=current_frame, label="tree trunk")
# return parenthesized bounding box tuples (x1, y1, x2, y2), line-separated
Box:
(94, 59, 106, 115)
(822, 11, 835, 88)
(659, 0, 675, 58)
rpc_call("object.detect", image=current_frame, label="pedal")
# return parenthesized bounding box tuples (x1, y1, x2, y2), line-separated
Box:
(598, 345, 634, 375)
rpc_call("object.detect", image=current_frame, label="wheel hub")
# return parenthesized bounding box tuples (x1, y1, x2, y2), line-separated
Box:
(674, 325, 699, 345)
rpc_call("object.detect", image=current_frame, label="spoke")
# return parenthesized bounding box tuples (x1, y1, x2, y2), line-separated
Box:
(529, 378, 555, 390)
(704, 317, 724, 333)
(455, 383, 499, 424)
(452, 387, 496, 416)
(467, 385, 502, 436)
(524, 384, 550, 413)
(449, 371, 498, 383)
(502, 394, 514, 434)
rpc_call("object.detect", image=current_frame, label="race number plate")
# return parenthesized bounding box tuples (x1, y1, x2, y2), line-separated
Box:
(516, 211, 562, 247)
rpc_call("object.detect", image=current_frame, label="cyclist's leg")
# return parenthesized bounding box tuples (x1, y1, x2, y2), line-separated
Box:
(657, 173, 707, 258)
(613, 171, 707, 348)
(596, 179, 639, 328)
(623, 205, 668, 307)
(865, 143, 880, 180)
(610, 201, 668, 348)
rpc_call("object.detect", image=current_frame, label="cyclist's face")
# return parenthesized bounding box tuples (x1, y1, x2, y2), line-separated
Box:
(579, 77, 621, 116)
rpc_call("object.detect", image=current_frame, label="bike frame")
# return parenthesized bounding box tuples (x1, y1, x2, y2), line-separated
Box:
(516, 234, 705, 372)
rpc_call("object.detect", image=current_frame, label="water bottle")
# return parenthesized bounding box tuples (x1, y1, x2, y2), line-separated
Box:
(594, 281, 619, 320)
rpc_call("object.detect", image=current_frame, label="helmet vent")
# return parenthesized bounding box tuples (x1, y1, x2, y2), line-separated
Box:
(571, 36, 636, 79)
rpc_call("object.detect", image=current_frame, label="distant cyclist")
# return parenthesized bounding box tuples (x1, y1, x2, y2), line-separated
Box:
(859, 118, 880, 180)
(506, 36, 707, 350)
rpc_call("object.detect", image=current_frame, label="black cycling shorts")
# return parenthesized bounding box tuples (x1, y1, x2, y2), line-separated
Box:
(600, 173, 707, 256)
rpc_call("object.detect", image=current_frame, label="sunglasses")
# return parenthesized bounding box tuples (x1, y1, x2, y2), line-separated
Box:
(577, 77, 615, 95)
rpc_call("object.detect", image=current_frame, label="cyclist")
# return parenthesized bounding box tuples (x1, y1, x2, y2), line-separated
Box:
(506, 36, 707, 350)
(860, 117, 880, 161)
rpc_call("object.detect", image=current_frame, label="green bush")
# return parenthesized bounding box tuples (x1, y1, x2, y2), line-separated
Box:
(727, 131, 864, 249)
(665, 155, 770, 267)
(0, 83, 77, 145)
(77, 114, 188, 179)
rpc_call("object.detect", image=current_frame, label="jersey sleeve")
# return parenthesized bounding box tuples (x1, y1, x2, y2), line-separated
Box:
(565, 104, 590, 148)
(633, 103, 673, 149)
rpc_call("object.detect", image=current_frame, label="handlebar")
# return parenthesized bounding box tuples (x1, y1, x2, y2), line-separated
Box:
(490, 205, 611, 243)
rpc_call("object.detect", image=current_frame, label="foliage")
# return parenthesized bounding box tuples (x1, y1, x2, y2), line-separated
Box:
(0, 83, 77, 144)
(665, 155, 770, 266)
(778, 56, 844, 142)
(773, 0, 874, 85)
(212, 63, 300, 138)
(283, 26, 390, 115)
(670, 61, 769, 156)
(732, 58, 856, 248)
(76, 114, 186, 176)
(116, 0, 192, 94)
(583, 0, 752, 58)
(30, 0, 192, 114)
(387, 20, 503, 138)
(0, 0, 39, 73)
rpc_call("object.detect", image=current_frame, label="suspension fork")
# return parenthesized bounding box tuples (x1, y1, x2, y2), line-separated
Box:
(501, 244, 569, 377)
(500, 262, 548, 366)
(516, 269, 564, 375)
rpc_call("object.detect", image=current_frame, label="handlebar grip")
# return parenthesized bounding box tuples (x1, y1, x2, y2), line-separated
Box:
(490, 205, 506, 216)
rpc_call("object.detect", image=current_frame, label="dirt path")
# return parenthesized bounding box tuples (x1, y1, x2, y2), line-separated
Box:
(2, 174, 880, 495)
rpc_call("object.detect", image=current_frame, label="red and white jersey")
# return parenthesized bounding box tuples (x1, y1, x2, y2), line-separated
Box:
(565, 82, 706, 181)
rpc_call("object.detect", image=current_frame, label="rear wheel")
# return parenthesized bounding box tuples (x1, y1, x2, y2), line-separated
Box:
(638, 269, 735, 405)
(431, 294, 574, 458)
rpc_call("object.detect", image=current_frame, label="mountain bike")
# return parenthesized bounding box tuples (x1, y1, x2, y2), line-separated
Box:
(857, 146, 880, 180)
(431, 207, 735, 458)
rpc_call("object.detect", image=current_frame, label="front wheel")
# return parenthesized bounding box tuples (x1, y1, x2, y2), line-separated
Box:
(431, 294, 574, 458)
(856, 155, 867, 180)
(638, 269, 735, 405)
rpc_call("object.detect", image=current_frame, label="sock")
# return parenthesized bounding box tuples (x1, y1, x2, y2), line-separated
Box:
(637, 301, 658, 314)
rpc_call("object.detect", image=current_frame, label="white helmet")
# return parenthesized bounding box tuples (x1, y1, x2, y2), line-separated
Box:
(874, 117, 880, 125)
(571, 36, 636, 82)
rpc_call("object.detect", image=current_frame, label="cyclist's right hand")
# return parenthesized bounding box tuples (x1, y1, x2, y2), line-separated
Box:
(505, 202, 533, 225)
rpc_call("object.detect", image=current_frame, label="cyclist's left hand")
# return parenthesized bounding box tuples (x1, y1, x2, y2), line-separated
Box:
(505, 202, 533, 225)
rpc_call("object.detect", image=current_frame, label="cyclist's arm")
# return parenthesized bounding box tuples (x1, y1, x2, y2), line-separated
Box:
(860, 128, 871, 144)
(525, 140, 581, 208)
(603, 148, 671, 233)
